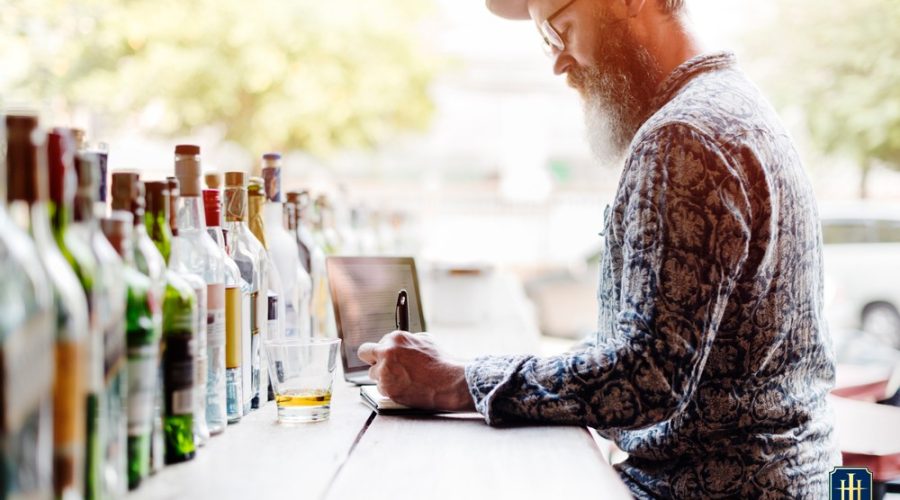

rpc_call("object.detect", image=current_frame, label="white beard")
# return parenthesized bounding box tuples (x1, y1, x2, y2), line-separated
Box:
(583, 95, 629, 167)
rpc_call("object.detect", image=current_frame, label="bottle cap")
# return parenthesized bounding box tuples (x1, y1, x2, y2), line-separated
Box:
(224, 171, 245, 187)
(174, 144, 200, 156)
(202, 189, 221, 227)
(166, 176, 180, 235)
(174, 144, 202, 196)
(261, 166, 282, 203)
(47, 128, 75, 206)
(111, 171, 141, 215)
(145, 181, 170, 218)
(5, 113, 44, 204)
(100, 211, 133, 257)
(205, 172, 223, 190)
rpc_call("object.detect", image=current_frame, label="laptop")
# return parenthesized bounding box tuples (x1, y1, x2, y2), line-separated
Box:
(326, 256, 427, 385)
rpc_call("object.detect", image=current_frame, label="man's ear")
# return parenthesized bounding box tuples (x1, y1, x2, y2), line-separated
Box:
(623, 0, 647, 17)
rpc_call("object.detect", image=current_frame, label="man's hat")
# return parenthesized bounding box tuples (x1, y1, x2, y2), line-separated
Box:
(485, 0, 531, 20)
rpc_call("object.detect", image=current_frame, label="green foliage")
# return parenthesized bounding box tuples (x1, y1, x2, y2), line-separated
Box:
(748, 0, 900, 171)
(1, 0, 439, 155)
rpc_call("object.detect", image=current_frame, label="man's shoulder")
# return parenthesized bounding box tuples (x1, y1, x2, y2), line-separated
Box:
(633, 67, 776, 154)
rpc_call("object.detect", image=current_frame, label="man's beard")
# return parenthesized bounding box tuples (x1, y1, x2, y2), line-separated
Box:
(568, 13, 662, 164)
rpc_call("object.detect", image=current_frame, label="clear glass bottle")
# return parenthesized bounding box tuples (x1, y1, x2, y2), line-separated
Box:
(223, 172, 265, 412)
(261, 155, 311, 339)
(172, 145, 227, 437)
(46, 128, 90, 500)
(70, 147, 128, 500)
(100, 213, 159, 491)
(248, 176, 282, 402)
(293, 191, 331, 339)
(144, 181, 198, 465)
(1, 113, 57, 500)
(203, 189, 243, 424)
(166, 175, 212, 446)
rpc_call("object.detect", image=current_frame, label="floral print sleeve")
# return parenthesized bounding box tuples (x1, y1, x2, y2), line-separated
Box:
(465, 123, 751, 430)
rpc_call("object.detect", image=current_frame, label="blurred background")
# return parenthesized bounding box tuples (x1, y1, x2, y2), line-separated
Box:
(3, 0, 899, 362)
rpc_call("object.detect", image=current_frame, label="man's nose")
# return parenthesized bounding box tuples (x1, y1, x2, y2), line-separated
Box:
(553, 52, 573, 76)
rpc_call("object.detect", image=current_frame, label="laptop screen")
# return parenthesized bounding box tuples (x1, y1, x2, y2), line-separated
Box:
(326, 257, 426, 372)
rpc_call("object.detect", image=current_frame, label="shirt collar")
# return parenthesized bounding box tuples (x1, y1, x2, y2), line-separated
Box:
(651, 51, 737, 110)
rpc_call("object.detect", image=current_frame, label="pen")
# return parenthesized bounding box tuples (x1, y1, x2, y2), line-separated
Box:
(395, 289, 409, 332)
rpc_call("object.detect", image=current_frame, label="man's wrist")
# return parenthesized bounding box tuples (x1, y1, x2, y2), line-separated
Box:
(448, 363, 476, 412)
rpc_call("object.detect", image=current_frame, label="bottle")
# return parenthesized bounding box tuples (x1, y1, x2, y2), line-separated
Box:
(1, 114, 57, 499)
(165, 176, 209, 448)
(144, 181, 198, 465)
(71, 148, 127, 499)
(285, 191, 312, 274)
(46, 128, 90, 500)
(99, 213, 159, 490)
(247, 176, 281, 402)
(203, 189, 243, 424)
(88, 141, 110, 219)
(261, 155, 311, 339)
(172, 145, 227, 437)
(111, 172, 166, 306)
(291, 191, 331, 338)
(223, 172, 264, 413)
(7, 115, 91, 499)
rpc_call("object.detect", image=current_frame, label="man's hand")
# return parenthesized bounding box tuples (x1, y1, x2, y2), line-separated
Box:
(357, 332, 475, 412)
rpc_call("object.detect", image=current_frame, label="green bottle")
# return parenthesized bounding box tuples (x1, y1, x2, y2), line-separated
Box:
(144, 181, 197, 464)
(72, 148, 126, 500)
(100, 213, 160, 489)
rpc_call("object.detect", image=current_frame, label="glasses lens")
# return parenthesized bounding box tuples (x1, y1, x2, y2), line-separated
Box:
(540, 20, 563, 56)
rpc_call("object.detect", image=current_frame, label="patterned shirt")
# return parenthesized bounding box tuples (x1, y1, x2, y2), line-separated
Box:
(465, 52, 840, 498)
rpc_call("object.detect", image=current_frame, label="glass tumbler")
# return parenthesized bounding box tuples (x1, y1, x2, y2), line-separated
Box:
(264, 338, 341, 423)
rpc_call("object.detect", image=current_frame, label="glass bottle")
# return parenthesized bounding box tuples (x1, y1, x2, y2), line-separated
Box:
(223, 172, 264, 413)
(1, 113, 57, 500)
(203, 189, 243, 424)
(291, 191, 331, 339)
(165, 176, 209, 448)
(144, 181, 198, 464)
(172, 146, 227, 437)
(71, 148, 127, 500)
(261, 156, 311, 339)
(248, 176, 282, 402)
(46, 128, 90, 500)
(100, 213, 159, 490)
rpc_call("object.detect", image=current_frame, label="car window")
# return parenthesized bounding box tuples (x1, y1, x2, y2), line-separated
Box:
(875, 220, 900, 243)
(822, 220, 873, 244)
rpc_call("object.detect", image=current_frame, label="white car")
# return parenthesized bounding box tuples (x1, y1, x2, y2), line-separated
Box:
(821, 205, 900, 353)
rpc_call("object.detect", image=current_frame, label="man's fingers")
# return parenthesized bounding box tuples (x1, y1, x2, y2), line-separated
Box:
(357, 342, 380, 365)
(368, 362, 381, 382)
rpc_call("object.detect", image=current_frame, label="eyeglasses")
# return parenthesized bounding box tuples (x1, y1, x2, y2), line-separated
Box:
(539, 0, 578, 56)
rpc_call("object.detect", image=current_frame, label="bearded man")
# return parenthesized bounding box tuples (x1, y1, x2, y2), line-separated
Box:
(358, 0, 840, 497)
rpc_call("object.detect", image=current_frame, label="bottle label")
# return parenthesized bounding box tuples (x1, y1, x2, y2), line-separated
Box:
(241, 292, 252, 410)
(1, 313, 55, 433)
(163, 334, 194, 417)
(54, 340, 86, 446)
(206, 284, 226, 350)
(225, 286, 242, 369)
(127, 344, 158, 437)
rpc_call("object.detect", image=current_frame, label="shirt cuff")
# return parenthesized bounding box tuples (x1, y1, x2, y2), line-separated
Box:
(464, 354, 531, 426)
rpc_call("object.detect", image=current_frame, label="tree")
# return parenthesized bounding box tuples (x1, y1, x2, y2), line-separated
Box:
(1, 0, 439, 155)
(746, 0, 900, 198)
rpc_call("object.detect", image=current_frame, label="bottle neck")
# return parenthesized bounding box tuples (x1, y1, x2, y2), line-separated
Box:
(48, 199, 71, 246)
(263, 202, 284, 231)
(248, 195, 267, 249)
(175, 194, 207, 234)
(145, 207, 173, 262)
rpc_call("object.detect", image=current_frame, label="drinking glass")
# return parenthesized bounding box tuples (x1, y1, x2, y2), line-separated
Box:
(264, 338, 341, 423)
